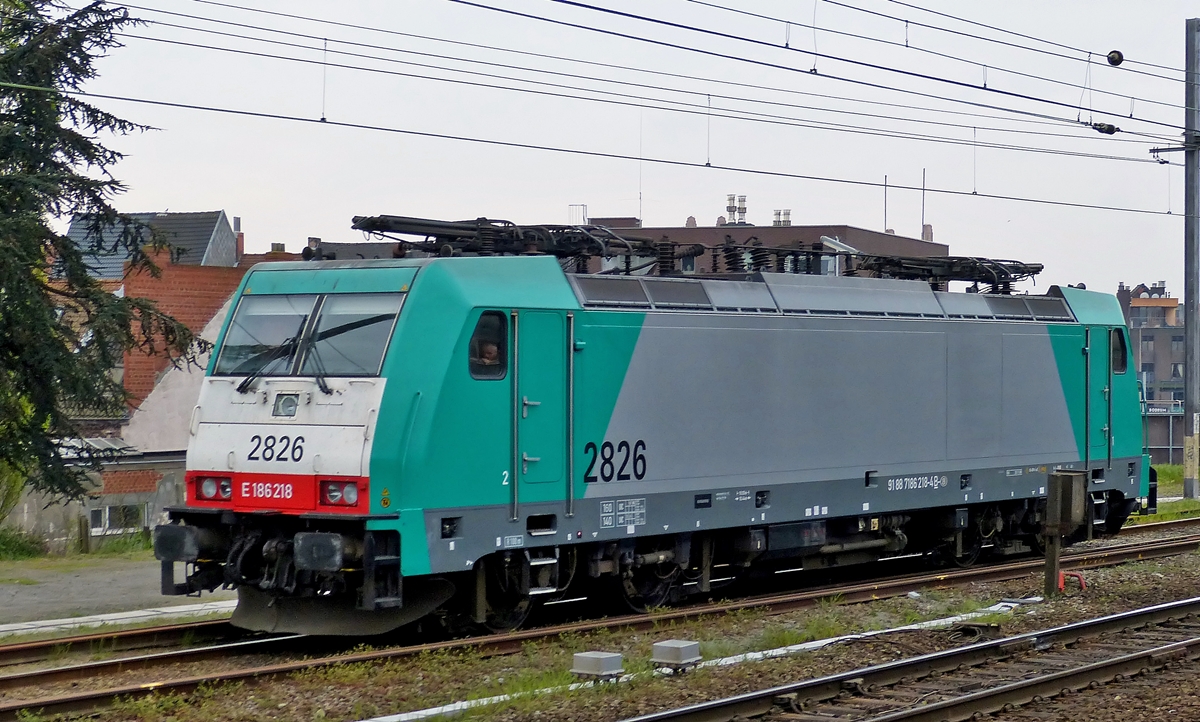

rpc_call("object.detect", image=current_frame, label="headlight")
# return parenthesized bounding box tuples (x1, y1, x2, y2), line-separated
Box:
(273, 393, 299, 417)
(323, 481, 343, 504)
(219, 478, 233, 500)
(200, 478, 218, 499)
(320, 481, 361, 506)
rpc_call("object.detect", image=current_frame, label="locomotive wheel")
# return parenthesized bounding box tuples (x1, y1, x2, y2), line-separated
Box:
(481, 554, 532, 633)
(616, 563, 678, 613)
(950, 534, 983, 568)
(1028, 532, 1047, 556)
(484, 593, 531, 633)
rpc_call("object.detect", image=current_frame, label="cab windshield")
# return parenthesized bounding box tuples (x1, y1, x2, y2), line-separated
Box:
(214, 295, 316, 376)
(214, 292, 404, 378)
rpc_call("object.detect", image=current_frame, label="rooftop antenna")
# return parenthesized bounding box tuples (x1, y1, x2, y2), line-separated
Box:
(638, 110, 644, 224)
(706, 95, 712, 167)
(921, 168, 927, 231)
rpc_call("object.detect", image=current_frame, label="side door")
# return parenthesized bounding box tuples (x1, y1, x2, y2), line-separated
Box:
(514, 310, 567, 507)
(1086, 326, 1120, 470)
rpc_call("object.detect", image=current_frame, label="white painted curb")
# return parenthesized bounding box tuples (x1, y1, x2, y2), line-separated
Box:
(0, 600, 237, 638)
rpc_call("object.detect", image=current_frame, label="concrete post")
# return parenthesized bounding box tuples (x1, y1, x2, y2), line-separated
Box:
(1044, 472, 1087, 597)
(1185, 19, 1200, 499)
(1044, 478, 1063, 598)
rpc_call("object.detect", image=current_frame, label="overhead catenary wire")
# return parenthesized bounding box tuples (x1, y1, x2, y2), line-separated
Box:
(0, 78, 1187, 219)
(539, 0, 1187, 131)
(162, 0, 1181, 143)
(685, 0, 1184, 109)
(453, 0, 1185, 135)
(121, 31, 1176, 166)
(125, 16, 1178, 151)
(130, 1, 1153, 139)
(878, 0, 1184, 76)
(824, 0, 1185, 85)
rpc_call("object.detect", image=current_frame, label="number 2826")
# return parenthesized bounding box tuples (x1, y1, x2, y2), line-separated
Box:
(583, 440, 646, 482)
(247, 435, 305, 462)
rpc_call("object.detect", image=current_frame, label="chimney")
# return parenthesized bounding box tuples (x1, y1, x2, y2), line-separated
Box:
(773, 210, 782, 227)
(233, 216, 244, 260)
(685, 215, 697, 228)
(921, 224, 934, 242)
(782, 209, 791, 227)
(1116, 282, 1132, 322)
(270, 243, 286, 253)
(737, 195, 747, 224)
(726, 194, 737, 221)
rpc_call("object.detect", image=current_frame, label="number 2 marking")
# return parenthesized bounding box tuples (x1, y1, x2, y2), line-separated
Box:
(501, 470, 510, 486)
(583, 442, 598, 483)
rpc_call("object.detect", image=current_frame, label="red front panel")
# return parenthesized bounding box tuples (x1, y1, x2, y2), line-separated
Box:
(186, 471, 368, 514)
(234, 472, 315, 511)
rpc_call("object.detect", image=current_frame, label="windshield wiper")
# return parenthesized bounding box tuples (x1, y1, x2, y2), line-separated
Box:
(311, 313, 394, 343)
(306, 348, 334, 395)
(235, 316, 308, 394)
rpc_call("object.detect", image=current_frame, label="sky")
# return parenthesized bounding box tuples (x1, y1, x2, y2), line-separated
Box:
(76, 0, 1197, 295)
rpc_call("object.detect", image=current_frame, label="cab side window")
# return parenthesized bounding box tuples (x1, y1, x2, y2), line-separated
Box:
(469, 311, 508, 379)
(1111, 328, 1128, 374)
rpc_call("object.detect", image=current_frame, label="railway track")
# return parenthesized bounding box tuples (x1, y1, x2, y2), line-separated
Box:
(0, 619, 237, 670)
(4, 530, 1198, 720)
(626, 596, 1200, 722)
(0, 517, 1189, 671)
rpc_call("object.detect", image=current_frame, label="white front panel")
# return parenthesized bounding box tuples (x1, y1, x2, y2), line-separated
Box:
(190, 422, 369, 477)
(186, 376, 385, 477)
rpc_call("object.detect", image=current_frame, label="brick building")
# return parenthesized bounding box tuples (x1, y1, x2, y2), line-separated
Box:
(1117, 281, 1185, 464)
(1117, 281, 1185, 404)
(585, 212, 947, 275)
(18, 212, 300, 543)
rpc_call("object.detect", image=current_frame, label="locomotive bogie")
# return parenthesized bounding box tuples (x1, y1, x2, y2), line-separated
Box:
(155, 256, 1150, 635)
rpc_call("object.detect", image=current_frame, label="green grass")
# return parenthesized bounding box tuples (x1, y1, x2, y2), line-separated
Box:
(1130, 497, 1200, 524)
(0, 527, 45, 560)
(1156, 464, 1184, 497)
(0, 576, 40, 585)
(89, 532, 152, 555)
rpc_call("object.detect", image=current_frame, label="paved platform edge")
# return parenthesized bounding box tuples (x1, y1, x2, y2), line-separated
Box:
(0, 599, 238, 638)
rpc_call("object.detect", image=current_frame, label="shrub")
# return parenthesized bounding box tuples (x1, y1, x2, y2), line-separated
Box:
(0, 526, 45, 560)
(90, 531, 152, 555)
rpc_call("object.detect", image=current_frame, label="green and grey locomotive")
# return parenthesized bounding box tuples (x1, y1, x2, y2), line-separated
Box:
(154, 216, 1151, 635)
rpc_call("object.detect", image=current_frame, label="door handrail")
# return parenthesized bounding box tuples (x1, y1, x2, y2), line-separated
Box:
(510, 310, 519, 522)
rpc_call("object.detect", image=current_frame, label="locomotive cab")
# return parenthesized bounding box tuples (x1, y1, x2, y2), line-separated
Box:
(154, 265, 448, 634)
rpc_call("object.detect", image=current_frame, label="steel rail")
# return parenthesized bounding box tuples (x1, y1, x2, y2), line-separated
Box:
(0, 619, 235, 669)
(5, 534, 1199, 720)
(863, 636, 1200, 722)
(620, 596, 1200, 722)
(0, 633, 305, 693)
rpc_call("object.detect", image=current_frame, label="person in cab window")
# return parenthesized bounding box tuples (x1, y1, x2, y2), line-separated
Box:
(475, 341, 500, 367)
(469, 312, 506, 379)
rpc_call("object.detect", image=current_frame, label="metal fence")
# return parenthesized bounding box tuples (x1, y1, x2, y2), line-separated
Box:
(1144, 401, 1184, 465)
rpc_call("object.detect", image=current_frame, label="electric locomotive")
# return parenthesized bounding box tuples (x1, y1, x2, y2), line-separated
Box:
(154, 216, 1150, 635)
